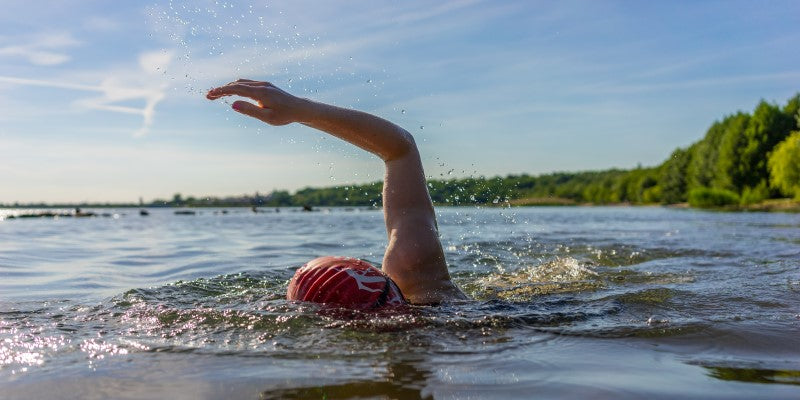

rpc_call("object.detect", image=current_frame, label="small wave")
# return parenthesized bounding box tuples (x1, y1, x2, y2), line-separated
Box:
(466, 257, 603, 301)
(614, 287, 687, 306)
(581, 245, 734, 267)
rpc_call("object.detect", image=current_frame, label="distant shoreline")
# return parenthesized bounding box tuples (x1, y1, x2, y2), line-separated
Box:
(3, 198, 798, 214)
(502, 195, 800, 212)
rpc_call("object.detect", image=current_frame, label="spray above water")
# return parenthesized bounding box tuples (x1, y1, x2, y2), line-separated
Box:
(146, 1, 389, 105)
(146, 0, 421, 187)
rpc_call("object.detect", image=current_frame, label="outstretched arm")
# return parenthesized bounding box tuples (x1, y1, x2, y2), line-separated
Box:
(207, 80, 466, 304)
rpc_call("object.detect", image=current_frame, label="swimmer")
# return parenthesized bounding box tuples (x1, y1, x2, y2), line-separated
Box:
(207, 80, 467, 307)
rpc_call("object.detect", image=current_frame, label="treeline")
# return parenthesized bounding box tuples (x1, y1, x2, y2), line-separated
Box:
(657, 94, 800, 207)
(239, 168, 659, 207)
(6, 94, 797, 210)
(245, 93, 800, 208)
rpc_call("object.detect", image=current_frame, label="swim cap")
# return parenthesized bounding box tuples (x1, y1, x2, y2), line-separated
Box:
(287, 256, 406, 309)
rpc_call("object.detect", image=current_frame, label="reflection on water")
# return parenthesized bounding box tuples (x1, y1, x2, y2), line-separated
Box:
(1, 207, 800, 398)
(704, 365, 800, 386)
(261, 354, 435, 400)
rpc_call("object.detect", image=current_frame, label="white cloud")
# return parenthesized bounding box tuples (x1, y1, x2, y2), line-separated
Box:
(71, 78, 167, 138)
(139, 50, 174, 74)
(0, 49, 171, 137)
(0, 32, 80, 66)
(144, 0, 512, 90)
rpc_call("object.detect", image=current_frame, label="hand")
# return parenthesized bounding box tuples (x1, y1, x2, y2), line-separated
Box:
(206, 79, 304, 126)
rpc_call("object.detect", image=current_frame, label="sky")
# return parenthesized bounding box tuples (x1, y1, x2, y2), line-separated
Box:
(1, 0, 799, 203)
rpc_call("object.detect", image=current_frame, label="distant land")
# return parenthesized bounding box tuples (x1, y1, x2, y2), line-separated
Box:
(3, 93, 799, 212)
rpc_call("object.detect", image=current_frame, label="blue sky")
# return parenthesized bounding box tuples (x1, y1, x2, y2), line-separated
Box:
(1, 0, 798, 203)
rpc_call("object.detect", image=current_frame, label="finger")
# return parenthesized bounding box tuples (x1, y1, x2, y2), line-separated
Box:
(232, 100, 269, 121)
(207, 84, 260, 100)
(206, 90, 225, 100)
(232, 100, 284, 125)
(232, 79, 276, 88)
(228, 78, 267, 86)
(206, 86, 232, 99)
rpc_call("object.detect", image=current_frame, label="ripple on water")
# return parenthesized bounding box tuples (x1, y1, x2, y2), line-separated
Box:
(446, 238, 734, 275)
(1, 251, 760, 372)
(1, 267, 619, 375)
(3, 208, 800, 396)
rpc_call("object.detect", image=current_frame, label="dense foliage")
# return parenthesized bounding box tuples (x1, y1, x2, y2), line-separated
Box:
(687, 187, 740, 208)
(768, 131, 800, 199)
(658, 94, 799, 207)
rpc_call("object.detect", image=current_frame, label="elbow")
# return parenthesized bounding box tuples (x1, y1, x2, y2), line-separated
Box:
(382, 128, 417, 162)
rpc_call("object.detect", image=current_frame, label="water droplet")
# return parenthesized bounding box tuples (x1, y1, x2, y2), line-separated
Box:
(419, 126, 424, 130)
(401, 109, 406, 114)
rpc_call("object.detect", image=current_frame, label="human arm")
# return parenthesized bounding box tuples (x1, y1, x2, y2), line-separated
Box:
(207, 80, 466, 304)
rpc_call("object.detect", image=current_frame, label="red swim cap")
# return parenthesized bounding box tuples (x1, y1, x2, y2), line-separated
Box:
(287, 256, 406, 309)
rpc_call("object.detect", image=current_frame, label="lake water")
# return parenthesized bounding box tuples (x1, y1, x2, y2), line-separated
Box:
(1, 206, 799, 399)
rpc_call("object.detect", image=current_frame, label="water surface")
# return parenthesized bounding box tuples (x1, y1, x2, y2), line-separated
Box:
(1, 207, 799, 399)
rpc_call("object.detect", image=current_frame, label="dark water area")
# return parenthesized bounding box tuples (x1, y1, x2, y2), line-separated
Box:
(1, 206, 799, 399)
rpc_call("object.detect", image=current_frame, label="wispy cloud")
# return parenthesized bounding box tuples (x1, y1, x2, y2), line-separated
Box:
(375, 0, 486, 25)
(0, 32, 80, 65)
(0, 50, 171, 137)
(145, 0, 515, 89)
(0, 76, 100, 91)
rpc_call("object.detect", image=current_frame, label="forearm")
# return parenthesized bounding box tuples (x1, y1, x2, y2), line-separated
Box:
(295, 99, 416, 162)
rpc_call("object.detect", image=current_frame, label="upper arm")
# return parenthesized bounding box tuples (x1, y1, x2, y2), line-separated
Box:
(380, 143, 465, 304)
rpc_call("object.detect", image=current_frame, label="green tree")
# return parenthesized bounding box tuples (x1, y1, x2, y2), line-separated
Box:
(738, 101, 795, 190)
(265, 190, 293, 206)
(171, 193, 183, 206)
(715, 112, 750, 191)
(783, 94, 800, 126)
(660, 148, 691, 204)
(616, 168, 658, 203)
(768, 131, 800, 198)
(687, 121, 725, 190)
(688, 187, 740, 208)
